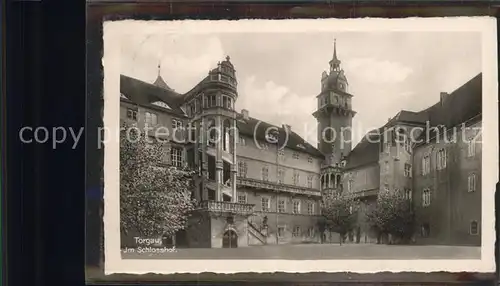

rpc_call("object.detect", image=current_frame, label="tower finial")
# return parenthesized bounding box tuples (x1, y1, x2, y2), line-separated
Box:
(157, 61, 161, 76)
(333, 38, 337, 60)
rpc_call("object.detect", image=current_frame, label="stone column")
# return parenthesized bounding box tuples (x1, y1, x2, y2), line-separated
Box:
(231, 118, 238, 202)
(200, 118, 207, 201)
(216, 160, 223, 201)
(215, 116, 223, 201)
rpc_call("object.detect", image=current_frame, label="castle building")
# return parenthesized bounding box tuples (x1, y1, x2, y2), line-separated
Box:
(119, 42, 482, 248)
(341, 73, 482, 246)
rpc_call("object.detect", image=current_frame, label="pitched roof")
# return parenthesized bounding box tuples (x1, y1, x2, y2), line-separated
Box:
(236, 114, 323, 158)
(345, 73, 482, 170)
(415, 73, 482, 142)
(153, 75, 175, 91)
(120, 75, 187, 117)
(393, 110, 428, 125)
(344, 129, 381, 170)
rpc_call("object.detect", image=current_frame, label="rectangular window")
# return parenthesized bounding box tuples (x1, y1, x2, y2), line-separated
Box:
(422, 155, 430, 175)
(293, 171, 300, 185)
(126, 108, 137, 120)
(348, 180, 353, 192)
(404, 188, 412, 201)
(292, 201, 300, 214)
(469, 221, 479, 235)
(237, 193, 247, 204)
(207, 95, 217, 107)
(222, 96, 229, 109)
(171, 147, 183, 168)
(307, 202, 314, 215)
(307, 175, 313, 188)
(308, 156, 313, 163)
(237, 161, 247, 178)
(238, 136, 246, 146)
(172, 118, 183, 129)
(145, 111, 158, 126)
(262, 166, 269, 182)
(221, 96, 232, 110)
(292, 226, 300, 237)
(278, 149, 285, 161)
(437, 148, 447, 170)
(422, 188, 431, 207)
(278, 226, 285, 237)
(278, 199, 286, 213)
(277, 169, 285, 184)
(292, 152, 299, 159)
(468, 173, 476, 192)
(467, 139, 476, 157)
(404, 163, 412, 177)
(261, 197, 270, 212)
(308, 227, 315, 238)
(203, 95, 208, 108)
(404, 137, 412, 153)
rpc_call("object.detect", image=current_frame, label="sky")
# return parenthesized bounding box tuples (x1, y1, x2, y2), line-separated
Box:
(119, 30, 481, 147)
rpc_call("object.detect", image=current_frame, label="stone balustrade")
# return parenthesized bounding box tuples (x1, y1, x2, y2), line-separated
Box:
(199, 200, 255, 215)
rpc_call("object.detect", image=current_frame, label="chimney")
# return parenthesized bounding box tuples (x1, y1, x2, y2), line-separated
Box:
(440, 92, 449, 105)
(282, 124, 292, 132)
(241, 109, 249, 120)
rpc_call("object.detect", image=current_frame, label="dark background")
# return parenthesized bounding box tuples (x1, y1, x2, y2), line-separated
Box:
(5, 0, 500, 285)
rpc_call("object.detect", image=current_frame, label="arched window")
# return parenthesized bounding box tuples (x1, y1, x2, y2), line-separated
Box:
(336, 174, 341, 187)
(207, 118, 217, 146)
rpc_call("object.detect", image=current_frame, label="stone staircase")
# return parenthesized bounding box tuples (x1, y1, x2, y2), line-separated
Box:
(248, 220, 267, 245)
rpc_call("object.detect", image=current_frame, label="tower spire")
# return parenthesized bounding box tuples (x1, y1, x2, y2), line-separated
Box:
(157, 61, 161, 76)
(329, 38, 341, 72)
(333, 38, 337, 60)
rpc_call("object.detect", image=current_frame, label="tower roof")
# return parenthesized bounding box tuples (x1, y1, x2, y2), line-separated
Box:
(153, 62, 175, 91)
(329, 38, 341, 67)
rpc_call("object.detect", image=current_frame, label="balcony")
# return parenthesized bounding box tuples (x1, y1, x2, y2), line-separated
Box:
(351, 189, 378, 198)
(200, 201, 254, 214)
(236, 177, 321, 197)
(198, 200, 255, 216)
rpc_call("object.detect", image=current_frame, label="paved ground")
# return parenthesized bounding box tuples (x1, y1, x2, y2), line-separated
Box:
(121, 243, 481, 260)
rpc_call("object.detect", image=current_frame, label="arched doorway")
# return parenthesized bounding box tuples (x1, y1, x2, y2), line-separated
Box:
(222, 229, 238, 248)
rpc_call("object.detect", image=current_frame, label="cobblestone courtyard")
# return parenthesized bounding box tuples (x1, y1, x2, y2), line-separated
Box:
(121, 243, 481, 260)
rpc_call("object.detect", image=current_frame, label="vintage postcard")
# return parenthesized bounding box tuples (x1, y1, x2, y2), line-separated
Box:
(102, 17, 497, 274)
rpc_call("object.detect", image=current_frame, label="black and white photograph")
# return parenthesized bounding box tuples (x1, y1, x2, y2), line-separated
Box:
(102, 18, 497, 274)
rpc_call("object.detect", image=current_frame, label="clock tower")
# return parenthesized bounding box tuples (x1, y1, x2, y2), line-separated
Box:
(313, 39, 356, 196)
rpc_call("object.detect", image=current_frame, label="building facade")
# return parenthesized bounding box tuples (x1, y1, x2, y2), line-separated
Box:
(341, 73, 482, 246)
(119, 43, 482, 248)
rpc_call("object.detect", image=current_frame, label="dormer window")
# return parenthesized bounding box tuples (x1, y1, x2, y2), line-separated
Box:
(151, 101, 172, 110)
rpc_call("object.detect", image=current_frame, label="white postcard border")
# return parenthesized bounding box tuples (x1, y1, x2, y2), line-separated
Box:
(102, 17, 498, 274)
